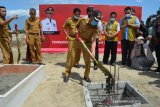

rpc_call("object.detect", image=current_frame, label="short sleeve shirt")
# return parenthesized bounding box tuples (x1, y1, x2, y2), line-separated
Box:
(24, 17, 42, 34)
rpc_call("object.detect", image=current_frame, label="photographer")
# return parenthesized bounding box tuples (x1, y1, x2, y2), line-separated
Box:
(131, 36, 154, 71)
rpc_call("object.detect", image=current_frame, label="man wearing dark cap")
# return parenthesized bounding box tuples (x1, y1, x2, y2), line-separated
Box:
(41, 7, 57, 31)
(85, 6, 94, 18)
(84, 7, 102, 70)
(73, 10, 100, 82)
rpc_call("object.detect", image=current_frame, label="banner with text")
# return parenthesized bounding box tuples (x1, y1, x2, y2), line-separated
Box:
(39, 4, 142, 53)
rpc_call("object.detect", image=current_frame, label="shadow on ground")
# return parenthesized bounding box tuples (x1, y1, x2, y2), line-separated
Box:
(138, 71, 160, 88)
(62, 72, 83, 85)
(55, 63, 85, 68)
(55, 63, 66, 68)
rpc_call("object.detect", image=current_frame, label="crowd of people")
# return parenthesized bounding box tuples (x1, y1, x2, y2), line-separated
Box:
(62, 6, 160, 82)
(0, 5, 160, 83)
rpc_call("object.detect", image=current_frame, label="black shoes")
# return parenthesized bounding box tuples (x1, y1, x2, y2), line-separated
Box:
(110, 62, 116, 66)
(121, 62, 131, 67)
(84, 76, 91, 82)
(63, 76, 69, 82)
(154, 69, 160, 73)
(74, 64, 80, 68)
(103, 62, 108, 65)
(121, 62, 126, 65)
(63, 76, 91, 82)
(94, 66, 98, 70)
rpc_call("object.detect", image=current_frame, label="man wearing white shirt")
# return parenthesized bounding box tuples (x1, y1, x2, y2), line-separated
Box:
(92, 17, 102, 70)
(41, 7, 57, 32)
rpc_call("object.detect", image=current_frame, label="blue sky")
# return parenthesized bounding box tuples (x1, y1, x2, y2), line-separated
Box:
(0, 0, 160, 29)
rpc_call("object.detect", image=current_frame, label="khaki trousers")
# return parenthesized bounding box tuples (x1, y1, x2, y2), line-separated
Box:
(65, 39, 91, 78)
(0, 37, 13, 64)
(28, 34, 42, 63)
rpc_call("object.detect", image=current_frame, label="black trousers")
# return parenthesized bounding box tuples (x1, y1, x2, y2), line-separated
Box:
(121, 40, 135, 66)
(103, 41, 117, 64)
(155, 43, 160, 70)
(94, 38, 99, 66)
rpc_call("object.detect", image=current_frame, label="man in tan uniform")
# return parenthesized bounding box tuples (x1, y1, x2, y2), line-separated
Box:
(63, 10, 100, 82)
(0, 6, 18, 64)
(24, 8, 45, 64)
(63, 8, 81, 82)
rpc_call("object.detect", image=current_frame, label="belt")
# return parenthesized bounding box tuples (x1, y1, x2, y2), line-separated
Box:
(29, 33, 39, 35)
